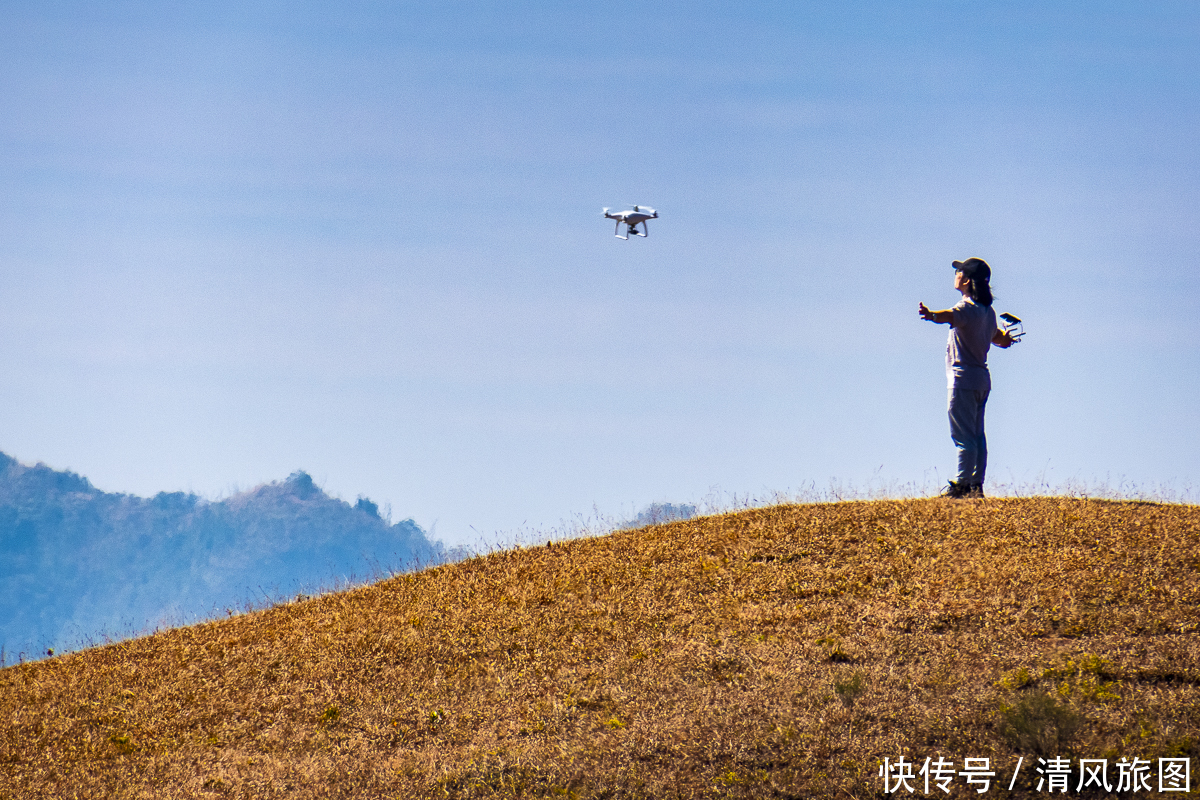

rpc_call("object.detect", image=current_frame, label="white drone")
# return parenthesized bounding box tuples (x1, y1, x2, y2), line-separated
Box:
(603, 205, 657, 239)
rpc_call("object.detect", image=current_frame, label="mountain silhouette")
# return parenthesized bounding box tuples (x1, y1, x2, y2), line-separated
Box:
(0, 452, 447, 660)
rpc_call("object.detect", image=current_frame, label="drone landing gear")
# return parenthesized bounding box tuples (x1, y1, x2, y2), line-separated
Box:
(613, 220, 648, 239)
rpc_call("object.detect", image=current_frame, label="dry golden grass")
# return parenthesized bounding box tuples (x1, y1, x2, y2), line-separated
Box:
(2, 497, 1199, 798)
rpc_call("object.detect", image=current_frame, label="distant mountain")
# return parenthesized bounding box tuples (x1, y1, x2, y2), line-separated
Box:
(621, 502, 697, 529)
(0, 452, 449, 660)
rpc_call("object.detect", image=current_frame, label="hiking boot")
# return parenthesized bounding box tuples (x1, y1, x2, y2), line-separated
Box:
(939, 481, 968, 499)
(967, 483, 986, 498)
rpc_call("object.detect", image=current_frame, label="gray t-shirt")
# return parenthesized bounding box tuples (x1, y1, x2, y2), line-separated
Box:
(946, 297, 997, 390)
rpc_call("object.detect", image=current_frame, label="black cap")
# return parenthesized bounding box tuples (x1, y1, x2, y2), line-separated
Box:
(952, 257, 991, 281)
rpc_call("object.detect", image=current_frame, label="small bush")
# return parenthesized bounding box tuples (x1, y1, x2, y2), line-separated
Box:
(108, 732, 135, 755)
(998, 691, 1084, 755)
(834, 671, 866, 709)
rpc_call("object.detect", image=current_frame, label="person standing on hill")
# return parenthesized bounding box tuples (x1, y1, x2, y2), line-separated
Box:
(918, 258, 1014, 499)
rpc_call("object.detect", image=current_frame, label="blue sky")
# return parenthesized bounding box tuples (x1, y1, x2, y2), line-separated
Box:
(2, 1, 1197, 546)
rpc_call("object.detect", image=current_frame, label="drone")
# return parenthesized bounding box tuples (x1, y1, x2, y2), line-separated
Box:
(603, 205, 657, 239)
(1000, 312, 1025, 342)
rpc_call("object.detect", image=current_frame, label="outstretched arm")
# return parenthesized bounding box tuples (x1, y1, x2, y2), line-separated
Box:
(918, 302, 954, 324)
(992, 329, 1014, 348)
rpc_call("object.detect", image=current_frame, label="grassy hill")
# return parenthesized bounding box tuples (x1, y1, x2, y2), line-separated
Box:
(2, 497, 1198, 798)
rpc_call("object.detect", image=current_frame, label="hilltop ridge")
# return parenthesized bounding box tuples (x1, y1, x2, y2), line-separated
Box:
(2, 497, 1199, 798)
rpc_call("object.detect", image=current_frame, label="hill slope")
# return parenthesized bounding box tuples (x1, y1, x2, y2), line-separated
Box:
(2, 497, 1199, 798)
(0, 453, 445, 658)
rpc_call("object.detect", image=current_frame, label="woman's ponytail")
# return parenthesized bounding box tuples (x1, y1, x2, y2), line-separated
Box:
(970, 277, 993, 307)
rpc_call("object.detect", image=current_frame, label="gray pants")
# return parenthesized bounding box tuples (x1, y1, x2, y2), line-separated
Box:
(948, 385, 989, 486)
